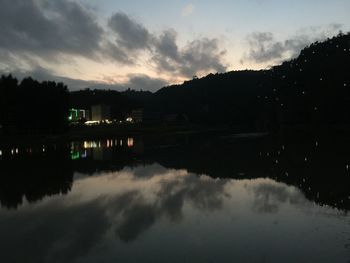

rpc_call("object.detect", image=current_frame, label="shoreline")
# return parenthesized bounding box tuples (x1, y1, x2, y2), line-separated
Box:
(0, 124, 241, 146)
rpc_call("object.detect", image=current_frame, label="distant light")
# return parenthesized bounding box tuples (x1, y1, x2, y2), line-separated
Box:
(127, 138, 134, 147)
(85, 121, 100, 126)
(120, 140, 123, 146)
(15, 148, 18, 154)
(126, 117, 133, 122)
(304, 157, 308, 162)
(0, 150, 2, 156)
(105, 119, 113, 124)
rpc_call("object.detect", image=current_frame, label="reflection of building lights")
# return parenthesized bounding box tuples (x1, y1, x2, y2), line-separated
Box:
(84, 141, 98, 149)
(107, 140, 110, 148)
(71, 151, 80, 160)
(126, 117, 133, 122)
(127, 138, 134, 147)
(81, 150, 87, 159)
(0, 150, 2, 156)
(11, 149, 14, 155)
(15, 148, 18, 154)
(120, 140, 123, 146)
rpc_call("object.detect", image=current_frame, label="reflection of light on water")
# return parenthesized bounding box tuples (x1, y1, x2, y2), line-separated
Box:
(84, 141, 98, 149)
(81, 150, 87, 159)
(0, 150, 2, 156)
(71, 151, 80, 160)
(127, 138, 134, 147)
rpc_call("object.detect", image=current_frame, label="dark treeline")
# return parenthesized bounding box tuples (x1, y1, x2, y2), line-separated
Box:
(1, 32, 350, 134)
(0, 145, 73, 209)
(0, 76, 69, 134)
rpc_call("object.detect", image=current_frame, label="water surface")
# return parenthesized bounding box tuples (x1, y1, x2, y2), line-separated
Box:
(1, 134, 350, 263)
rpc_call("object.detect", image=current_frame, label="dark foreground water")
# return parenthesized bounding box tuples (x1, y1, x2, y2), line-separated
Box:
(1, 133, 350, 263)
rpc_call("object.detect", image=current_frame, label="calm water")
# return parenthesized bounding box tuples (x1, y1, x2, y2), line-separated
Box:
(1, 133, 350, 263)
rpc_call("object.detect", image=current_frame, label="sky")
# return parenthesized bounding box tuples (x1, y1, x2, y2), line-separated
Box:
(0, 0, 349, 91)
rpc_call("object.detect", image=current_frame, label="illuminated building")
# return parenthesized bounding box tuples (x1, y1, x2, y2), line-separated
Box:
(91, 105, 111, 122)
(68, 108, 90, 122)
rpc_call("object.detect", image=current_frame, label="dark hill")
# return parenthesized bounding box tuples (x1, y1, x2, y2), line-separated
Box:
(148, 32, 350, 131)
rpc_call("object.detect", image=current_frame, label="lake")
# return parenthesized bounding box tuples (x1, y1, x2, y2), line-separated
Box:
(1, 132, 350, 263)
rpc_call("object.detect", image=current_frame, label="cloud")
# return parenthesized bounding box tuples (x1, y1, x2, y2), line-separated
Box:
(126, 74, 168, 92)
(152, 33, 228, 78)
(243, 24, 344, 64)
(0, 3, 227, 90)
(181, 3, 195, 16)
(108, 12, 151, 51)
(0, 0, 130, 68)
(0, 0, 101, 57)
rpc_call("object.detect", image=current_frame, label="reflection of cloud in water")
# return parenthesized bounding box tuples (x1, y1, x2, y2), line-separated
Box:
(245, 179, 308, 214)
(0, 165, 347, 263)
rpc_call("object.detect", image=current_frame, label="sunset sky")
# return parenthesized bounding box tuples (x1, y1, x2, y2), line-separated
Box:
(1, 0, 349, 91)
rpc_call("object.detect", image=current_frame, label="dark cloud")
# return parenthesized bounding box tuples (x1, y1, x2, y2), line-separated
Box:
(108, 12, 151, 51)
(0, 0, 101, 56)
(126, 74, 168, 92)
(0, 0, 129, 66)
(243, 24, 344, 64)
(152, 34, 228, 78)
(107, 12, 228, 78)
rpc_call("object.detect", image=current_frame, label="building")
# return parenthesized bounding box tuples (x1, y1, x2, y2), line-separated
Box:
(131, 109, 144, 123)
(91, 105, 111, 122)
(69, 109, 90, 122)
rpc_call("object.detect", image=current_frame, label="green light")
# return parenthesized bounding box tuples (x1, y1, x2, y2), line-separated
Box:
(71, 151, 80, 160)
